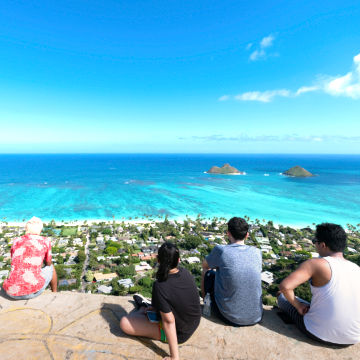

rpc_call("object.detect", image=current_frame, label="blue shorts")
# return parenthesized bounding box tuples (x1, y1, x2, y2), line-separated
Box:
(7, 265, 54, 300)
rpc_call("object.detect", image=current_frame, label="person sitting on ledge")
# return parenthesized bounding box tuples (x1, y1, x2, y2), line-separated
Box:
(278, 222, 360, 345)
(2, 217, 57, 299)
(120, 242, 201, 360)
(201, 217, 263, 326)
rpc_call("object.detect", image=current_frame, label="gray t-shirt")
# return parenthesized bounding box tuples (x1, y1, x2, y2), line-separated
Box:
(206, 243, 263, 325)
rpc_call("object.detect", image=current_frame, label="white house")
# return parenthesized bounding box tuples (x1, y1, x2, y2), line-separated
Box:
(73, 238, 83, 246)
(135, 262, 152, 272)
(97, 285, 112, 294)
(0, 269, 9, 279)
(260, 245, 272, 253)
(118, 278, 134, 288)
(261, 271, 274, 285)
(257, 237, 270, 245)
(186, 256, 200, 264)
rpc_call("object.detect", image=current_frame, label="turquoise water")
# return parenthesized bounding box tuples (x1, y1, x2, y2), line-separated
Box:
(0, 154, 359, 226)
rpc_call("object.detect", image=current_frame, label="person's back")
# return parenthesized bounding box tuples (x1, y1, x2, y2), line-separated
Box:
(3, 217, 57, 300)
(3, 233, 52, 297)
(278, 222, 360, 345)
(208, 243, 262, 325)
(152, 266, 201, 343)
(304, 256, 360, 344)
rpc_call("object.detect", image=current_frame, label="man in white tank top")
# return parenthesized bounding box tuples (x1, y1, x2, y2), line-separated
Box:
(277, 223, 360, 345)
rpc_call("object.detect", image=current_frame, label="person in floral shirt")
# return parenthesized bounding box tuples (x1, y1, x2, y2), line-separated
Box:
(3, 217, 57, 299)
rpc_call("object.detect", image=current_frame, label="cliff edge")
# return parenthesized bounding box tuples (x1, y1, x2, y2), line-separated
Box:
(0, 291, 358, 360)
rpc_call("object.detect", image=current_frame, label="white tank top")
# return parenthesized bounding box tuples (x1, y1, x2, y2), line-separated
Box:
(304, 256, 360, 344)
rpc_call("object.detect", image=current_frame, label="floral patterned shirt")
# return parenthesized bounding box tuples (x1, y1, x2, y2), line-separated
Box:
(3, 234, 52, 296)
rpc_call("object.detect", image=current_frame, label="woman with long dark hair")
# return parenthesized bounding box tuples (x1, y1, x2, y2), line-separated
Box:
(120, 242, 201, 360)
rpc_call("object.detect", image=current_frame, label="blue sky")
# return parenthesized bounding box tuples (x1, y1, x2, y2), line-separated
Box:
(1, 1, 360, 153)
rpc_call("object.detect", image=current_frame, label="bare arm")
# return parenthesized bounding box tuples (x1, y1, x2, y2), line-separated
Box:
(160, 311, 179, 360)
(45, 259, 52, 266)
(278, 260, 315, 315)
(201, 259, 211, 298)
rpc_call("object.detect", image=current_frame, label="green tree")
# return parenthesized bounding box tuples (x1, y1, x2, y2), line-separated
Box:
(181, 235, 203, 250)
(85, 270, 94, 282)
(128, 285, 142, 294)
(102, 228, 112, 235)
(111, 277, 128, 296)
(117, 264, 136, 277)
(75, 250, 86, 263)
(56, 255, 64, 265)
(55, 264, 67, 279)
(294, 282, 312, 302)
(139, 276, 153, 288)
(105, 246, 118, 256)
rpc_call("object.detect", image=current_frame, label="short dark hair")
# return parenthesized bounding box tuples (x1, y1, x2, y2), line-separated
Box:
(227, 217, 249, 240)
(315, 223, 347, 252)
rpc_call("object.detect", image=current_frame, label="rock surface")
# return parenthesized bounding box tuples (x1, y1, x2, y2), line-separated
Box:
(207, 163, 244, 175)
(283, 166, 314, 177)
(0, 290, 359, 360)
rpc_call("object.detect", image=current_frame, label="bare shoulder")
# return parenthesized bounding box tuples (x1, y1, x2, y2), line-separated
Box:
(299, 257, 330, 273)
(305, 257, 329, 269)
(306, 257, 332, 284)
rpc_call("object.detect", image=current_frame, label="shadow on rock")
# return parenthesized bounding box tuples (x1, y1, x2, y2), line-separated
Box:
(260, 307, 350, 350)
(100, 302, 168, 358)
(0, 288, 20, 302)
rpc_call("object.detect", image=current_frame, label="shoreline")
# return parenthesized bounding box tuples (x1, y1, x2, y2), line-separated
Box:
(0, 217, 322, 230)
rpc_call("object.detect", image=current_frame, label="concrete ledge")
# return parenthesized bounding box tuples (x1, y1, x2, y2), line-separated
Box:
(0, 291, 359, 360)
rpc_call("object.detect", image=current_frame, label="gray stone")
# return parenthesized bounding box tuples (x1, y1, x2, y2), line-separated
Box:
(0, 290, 359, 359)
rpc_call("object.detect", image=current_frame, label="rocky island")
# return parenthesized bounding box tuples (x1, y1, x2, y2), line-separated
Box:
(207, 163, 245, 175)
(283, 165, 314, 177)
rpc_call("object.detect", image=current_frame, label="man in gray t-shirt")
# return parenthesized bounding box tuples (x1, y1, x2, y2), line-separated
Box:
(202, 217, 263, 326)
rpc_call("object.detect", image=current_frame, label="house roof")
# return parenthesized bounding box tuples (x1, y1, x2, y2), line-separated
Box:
(93, 272, 117, 281)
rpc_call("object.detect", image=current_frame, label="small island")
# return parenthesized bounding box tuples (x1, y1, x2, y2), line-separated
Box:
(207, 163, 245, 175)
(283, 165, 314, 177)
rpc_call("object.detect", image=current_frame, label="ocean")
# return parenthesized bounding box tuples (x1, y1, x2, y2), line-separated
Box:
(0, 154, 359, 227)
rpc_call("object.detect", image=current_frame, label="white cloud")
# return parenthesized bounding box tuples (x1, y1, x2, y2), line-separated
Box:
(322, 54, 360, 99)
(296, 86, 319, 95)
(221, 52, 360, 102)
(260, 35, 275, 48)
(234, 89, 290, 103)
(182, 134, 360, 143)
(249, 49, 265, 61)
(218, 95, 230, 101)
(248, 34, 276, 61)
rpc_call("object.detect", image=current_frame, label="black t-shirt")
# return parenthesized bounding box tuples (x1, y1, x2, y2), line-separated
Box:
(152, 267, 201, 344)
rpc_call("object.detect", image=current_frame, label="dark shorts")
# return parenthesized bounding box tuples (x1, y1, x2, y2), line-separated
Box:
(277, 294, 351, 347)
(204, 270, 261, 327)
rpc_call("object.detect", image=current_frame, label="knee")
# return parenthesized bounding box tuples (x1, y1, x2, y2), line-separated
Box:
(277, 293, 286, 309)
(120, 316, 133, 335)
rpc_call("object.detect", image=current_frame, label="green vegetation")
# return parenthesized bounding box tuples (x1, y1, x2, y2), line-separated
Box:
(207, 163, 243, 174)
(283, 165, 313, 177)
(1, 216, 359, 304)
(60, 226, 78, 237)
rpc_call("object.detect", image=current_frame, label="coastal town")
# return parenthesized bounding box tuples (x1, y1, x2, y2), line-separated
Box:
(1, 217, 359, 304)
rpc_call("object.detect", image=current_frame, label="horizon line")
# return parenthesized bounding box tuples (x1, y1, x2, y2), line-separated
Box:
(0, 152, 360, 156)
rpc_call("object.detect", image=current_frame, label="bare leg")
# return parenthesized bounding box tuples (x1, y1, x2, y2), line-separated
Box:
(50, 266, 58, 292)
(120, 309, 161, 340)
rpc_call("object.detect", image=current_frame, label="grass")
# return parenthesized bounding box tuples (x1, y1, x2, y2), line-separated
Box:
(61, 227, 78, 237)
